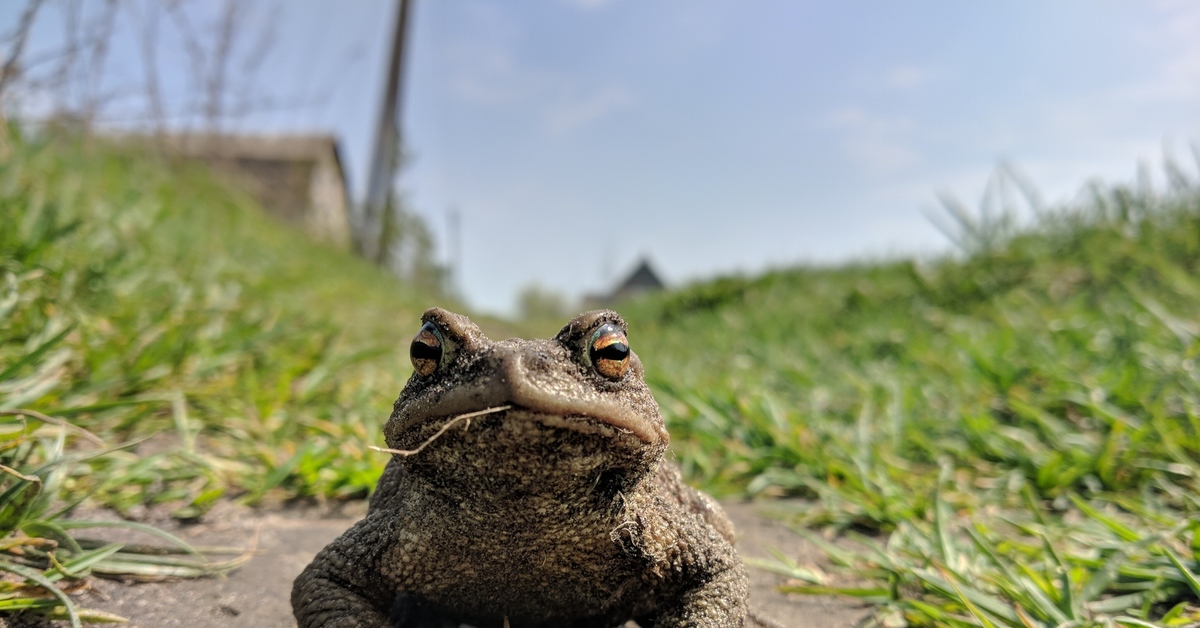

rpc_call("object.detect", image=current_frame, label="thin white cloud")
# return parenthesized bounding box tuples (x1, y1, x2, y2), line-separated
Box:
(545, 86, 631, 134)
(884, 65, 934, 90)
(444, 8, 632, 134)
(556, 0, 616, 9)
(826, 107, 920, 174)
(450, 49, 633, 133)
(1121, 6, 1200, 104)
(445, 6, 539, 106)
(450, 48, 543, 105)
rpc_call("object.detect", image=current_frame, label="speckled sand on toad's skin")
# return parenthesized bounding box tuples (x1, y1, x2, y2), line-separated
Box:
(292, 308, 749, 627)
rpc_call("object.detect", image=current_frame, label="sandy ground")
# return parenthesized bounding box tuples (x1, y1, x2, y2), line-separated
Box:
(6, 500, 870, 628)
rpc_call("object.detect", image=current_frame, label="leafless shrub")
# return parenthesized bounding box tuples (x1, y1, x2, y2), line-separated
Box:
(0, 0, 47, 105)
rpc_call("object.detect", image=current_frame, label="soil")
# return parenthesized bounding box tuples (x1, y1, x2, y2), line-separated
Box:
(6, 500, 871, 628)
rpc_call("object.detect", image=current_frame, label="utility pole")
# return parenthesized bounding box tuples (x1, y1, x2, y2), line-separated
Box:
(360, 0, 412, 263)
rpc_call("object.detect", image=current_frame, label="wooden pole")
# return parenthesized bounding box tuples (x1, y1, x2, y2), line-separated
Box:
(361, 0, 411, 262)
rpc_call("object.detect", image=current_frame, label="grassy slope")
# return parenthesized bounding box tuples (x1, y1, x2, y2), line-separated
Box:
(0, 130, 499, 516)
(617, 178, 1200, 625)
(6, 130, 1200, 625)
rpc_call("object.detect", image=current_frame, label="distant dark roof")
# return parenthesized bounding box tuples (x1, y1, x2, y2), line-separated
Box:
(617, 260, 665, 293)
(581, 258, 667, 308)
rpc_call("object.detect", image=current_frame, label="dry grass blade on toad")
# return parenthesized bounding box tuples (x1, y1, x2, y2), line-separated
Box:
(367, 405, 512, 457)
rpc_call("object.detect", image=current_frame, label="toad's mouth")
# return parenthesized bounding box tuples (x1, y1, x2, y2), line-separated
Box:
(392, 402, 666, 450)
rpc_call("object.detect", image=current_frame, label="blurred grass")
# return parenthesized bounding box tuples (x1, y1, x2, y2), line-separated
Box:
(0, 126, 488, 621)
(7, 123, 1200, 625)
(0, 412, 246, 624)
(617, 165, 1200, 624)
(0, 127, 461, 512)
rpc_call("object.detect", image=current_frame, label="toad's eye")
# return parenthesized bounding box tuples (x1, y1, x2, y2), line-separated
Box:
(410, 322, 443, 377)
(589, 323, 630, 379)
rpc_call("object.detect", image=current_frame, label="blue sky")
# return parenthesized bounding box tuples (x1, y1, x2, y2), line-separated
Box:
(6, 1, 1200, 315)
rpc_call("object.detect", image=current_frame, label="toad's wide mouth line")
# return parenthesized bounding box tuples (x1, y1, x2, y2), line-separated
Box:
(387, 403, 661, 452)
(373, 406, 513, 457)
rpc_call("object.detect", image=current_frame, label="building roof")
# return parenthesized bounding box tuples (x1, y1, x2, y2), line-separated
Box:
(123, 131, 353, 248)
(615, 259, 665, 294)
(585, 258, 666, 306)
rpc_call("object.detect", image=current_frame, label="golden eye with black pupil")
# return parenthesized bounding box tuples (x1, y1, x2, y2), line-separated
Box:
(410, 322, 443, 378)
(589, 323, 630, 379)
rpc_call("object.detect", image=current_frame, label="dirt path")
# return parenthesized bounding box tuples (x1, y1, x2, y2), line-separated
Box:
(45, 501, 870, 628)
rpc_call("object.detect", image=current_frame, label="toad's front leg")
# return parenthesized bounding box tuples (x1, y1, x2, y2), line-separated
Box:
(634, 509, 749, 628)
(292, 511, 410, 628)
(650, 559, 748, 628)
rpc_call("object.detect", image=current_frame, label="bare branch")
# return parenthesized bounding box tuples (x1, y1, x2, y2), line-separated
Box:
(52, 0, 82, 116)
(0, 0, 47, 102)
(239, 0, 278, 79)
(203, 0, 242, 132)
(123, 0, 166, 136)
(163, 0, 208, 106)
(82, 0, 120, 127)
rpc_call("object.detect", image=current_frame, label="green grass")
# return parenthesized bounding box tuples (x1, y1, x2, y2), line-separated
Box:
(6, 125, 1200, 626)
(616, 168, 1200, 625)
(0, 128, 457, 511)
(0, 411, 246, 624)
(0, 127, 490, 621)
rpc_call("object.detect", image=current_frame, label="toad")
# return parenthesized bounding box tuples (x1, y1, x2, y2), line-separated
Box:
(292, 308, 748, 627)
